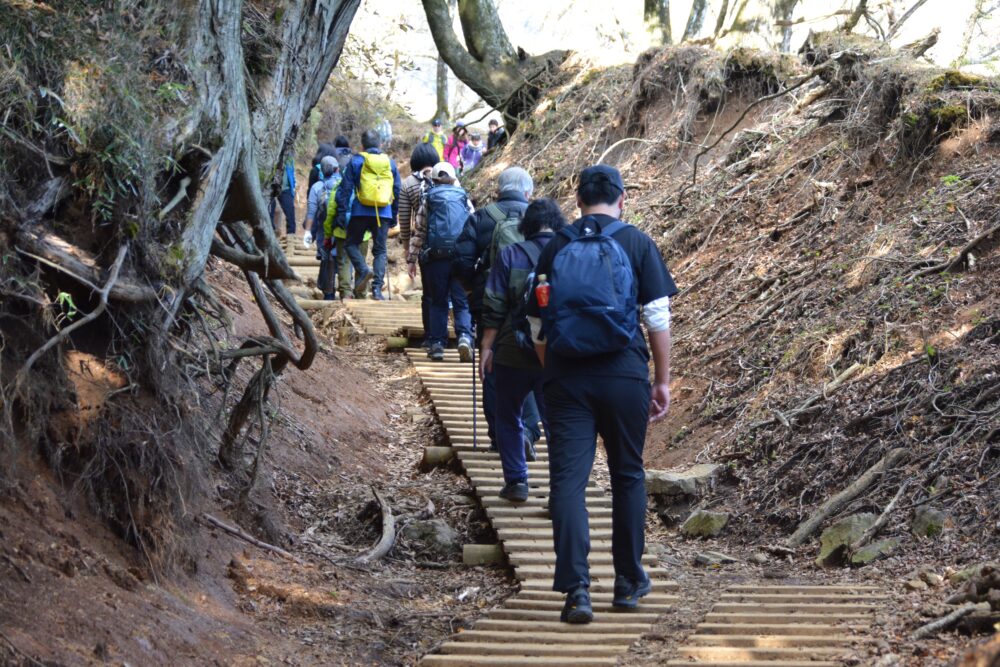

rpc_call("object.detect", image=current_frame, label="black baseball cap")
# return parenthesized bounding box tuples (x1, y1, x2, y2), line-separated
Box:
(432, 118, 442, 126)
(578, 165, 625, 195)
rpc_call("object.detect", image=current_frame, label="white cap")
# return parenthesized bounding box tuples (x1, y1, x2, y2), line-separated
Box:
(432, 161, 457, 182)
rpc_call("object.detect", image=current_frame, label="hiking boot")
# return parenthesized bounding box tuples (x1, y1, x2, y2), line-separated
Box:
(420, 339, 432, 350)
(429, 344, 445, 361)
(560, 587, 593, 624)
(457, 335, 474, 362)
(612, 574, 652, 609)
(498, 481, 529, 503)
(355, 268, 374, 293)
(372, 288, 386, 301)
(523, 434, 537, 462)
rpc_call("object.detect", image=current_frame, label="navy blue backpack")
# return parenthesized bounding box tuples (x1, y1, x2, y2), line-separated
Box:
(423, 184, 469, 260)
(541, 220, 638, 357)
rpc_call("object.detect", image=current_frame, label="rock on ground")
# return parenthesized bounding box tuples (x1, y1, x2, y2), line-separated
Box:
(816, 513, 876, 567)
(681, 510, 730, 538)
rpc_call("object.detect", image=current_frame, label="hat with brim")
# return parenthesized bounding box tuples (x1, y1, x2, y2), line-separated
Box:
(432, 161, 457, 182)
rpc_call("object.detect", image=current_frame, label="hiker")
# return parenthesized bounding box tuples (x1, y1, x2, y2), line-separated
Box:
(306, 156, 341, 300)
(481, 198, 566, 502)
(332, 129, 400, 301)
(397, 142, 441, 343)
(376, 115, 393, 148)
(421, 118, 447, 161)
(443, 121, 468, 172)
(453, 166, 540, 453)
(526, 165, 677, 624)
(461, 132, 485, 173)
(333, 135, 352, 173)
(407, 162, 474, 362)
(323, 202, 372, 300)
(308, 141, 336, 191)
(269, 156, 296, 235)
(486, 119, 508, 153)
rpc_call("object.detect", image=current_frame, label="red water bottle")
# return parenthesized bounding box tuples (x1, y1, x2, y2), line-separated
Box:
(535, 274, 550, 308)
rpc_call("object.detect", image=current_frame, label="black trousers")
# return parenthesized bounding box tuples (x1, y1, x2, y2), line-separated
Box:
(268, 189, 296, 234)
(545, 375, 651, 592)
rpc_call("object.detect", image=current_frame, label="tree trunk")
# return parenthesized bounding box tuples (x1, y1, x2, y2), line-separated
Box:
(953, 0, 987, 66)
(422, 0, 566, 126)
(773, 0, 800, 51)
(843, 0, 868, 32)
(683, 0, 710, 41)
(714, 0, 733, 38)
(645, 0, 673, 45)
(435, 55, 450, 122)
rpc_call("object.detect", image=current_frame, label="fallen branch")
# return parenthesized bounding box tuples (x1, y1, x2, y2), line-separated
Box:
(912, 603, 978, 640)
(21, 245, 129, 374)
(911, 221, 1000, 279)
(851, 480, 911, 550)
(356, 487, 395, 565)
(202, 513, 301, 563)
(785, 447, 908, 547)
(752, 363, 863, 430)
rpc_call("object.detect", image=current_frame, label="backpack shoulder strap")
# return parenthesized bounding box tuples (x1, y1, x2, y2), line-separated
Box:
(483, 203, 507, 225)
(521, 239, 543, 266)
(559, 225, 581, 242)
(601, 220, 628, 237)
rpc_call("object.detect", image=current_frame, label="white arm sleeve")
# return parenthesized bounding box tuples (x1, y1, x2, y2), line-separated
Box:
(642, 296, 671, 333)
(527, 316, 545, 345)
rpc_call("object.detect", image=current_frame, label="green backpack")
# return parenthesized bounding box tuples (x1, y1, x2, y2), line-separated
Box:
(485, 203, 525, 270)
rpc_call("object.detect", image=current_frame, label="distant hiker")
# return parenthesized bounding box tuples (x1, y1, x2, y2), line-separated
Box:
(323, 200, 372, 300)
(525, 165, 677, 624)
(306, 156, 341, 299)
(487, 119, 508, 153)
(453, 166, 539, 452)
(375, 115, 393, 148)
(397, 143, 441, 342)
(407, 162, 474, 362)
(461, 133, 485, 172)
(443, 121, 468, 172)
(269, 156, 297, 235)
(332, 129, 400, 301)
(422, 118, 447, 161)
(333, 135, 352, 173)
(308, 141, 337, 191)
(481, 198, 566, 502)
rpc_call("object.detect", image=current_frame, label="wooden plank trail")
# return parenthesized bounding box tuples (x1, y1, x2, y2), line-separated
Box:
(342, 299, 883, 667)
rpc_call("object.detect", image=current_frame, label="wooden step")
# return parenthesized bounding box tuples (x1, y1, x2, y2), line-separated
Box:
(504, 599, 674, 613)
(472, 619, 648, 634)
(423, 655, 618, 666)
(446, 630, 637, 645)
(438, 642, 622, 657)
(711, 602, 876, 614)
(664, 661, 840, 667)
(677, 645, 850, 660)
(704, 612, 872, 624)
(487, 608, 661, 624)
(687, 634, 864, 647)
(694, 623, 866, 636)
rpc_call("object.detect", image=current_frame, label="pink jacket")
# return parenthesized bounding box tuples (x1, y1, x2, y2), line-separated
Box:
(443, 135, 467, 169)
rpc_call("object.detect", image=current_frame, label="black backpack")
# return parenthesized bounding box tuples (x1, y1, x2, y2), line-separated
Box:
(423, 184, 470, 260)
(508, 239, 544, 351)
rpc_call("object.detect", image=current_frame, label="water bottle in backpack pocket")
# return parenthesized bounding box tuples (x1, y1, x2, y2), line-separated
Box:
(541, 220, 638, 358)
(422, 184, 470, 262)
(508, 241, 544, 351)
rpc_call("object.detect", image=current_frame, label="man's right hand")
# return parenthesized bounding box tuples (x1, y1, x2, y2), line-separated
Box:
(323, 237, 333, 250)
(407, 262, 417, 280)
(479, 347, 493, 381)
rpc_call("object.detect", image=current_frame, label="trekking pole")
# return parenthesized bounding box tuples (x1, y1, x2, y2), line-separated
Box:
(472, 343, 477, 451)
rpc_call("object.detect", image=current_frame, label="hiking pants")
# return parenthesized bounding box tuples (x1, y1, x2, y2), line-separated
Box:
(494, 363, 547, 484)
(545, 376, 650, 593)
(345, 216, 378, 287)
(317, 243, 337, 298)
(336, 237, 369, 298)
(425, 258, 472, 346)
(483, 363, 541, 448)
(372, 223, 389, 293)
(419, 259, 430, 342)
(269, 189, 296, 234)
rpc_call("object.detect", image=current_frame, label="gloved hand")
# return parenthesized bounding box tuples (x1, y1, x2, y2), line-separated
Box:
(303, 230, 313, 247)
(323, 237, 333, 250)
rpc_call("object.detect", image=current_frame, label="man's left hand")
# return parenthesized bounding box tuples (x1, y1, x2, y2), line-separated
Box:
(649, 382, 670, 422)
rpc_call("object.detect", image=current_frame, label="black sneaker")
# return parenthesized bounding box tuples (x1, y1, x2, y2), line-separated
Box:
(523, 434, 537, 462)
(498, 481, 529, 503)
(612, 574, 652, 609)
(355, 268, 374, 293)
(560, 587, 593, 624)
(429, 344, 444, 361)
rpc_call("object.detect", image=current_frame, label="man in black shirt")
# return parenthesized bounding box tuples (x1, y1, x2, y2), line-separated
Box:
(526, 165, 678, 623)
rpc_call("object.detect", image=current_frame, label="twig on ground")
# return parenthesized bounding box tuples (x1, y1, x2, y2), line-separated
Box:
(851, 480, 911, 550)
(911, 603, 978, 640)
(202, 513, 301, 563)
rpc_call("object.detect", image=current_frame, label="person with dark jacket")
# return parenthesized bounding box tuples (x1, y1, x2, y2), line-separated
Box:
(486, 119, 508, 153)
(332, 135, 352, 173)
(308, 142, 336, 191)
(480, 198, 565, 502)
(397, 143, 441, 343)
(453, 166, 540, 451)
(269, 157, 297, 235)
(525, 165, 678, 624)
(332, 130, 401, 300)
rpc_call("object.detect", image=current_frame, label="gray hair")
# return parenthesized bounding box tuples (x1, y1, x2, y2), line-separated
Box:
(498, 166, 533, 196)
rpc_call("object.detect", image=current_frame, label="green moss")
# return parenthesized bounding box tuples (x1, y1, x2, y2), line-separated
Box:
(927, 70, 986, 92)
(929, 103, 968, 126)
